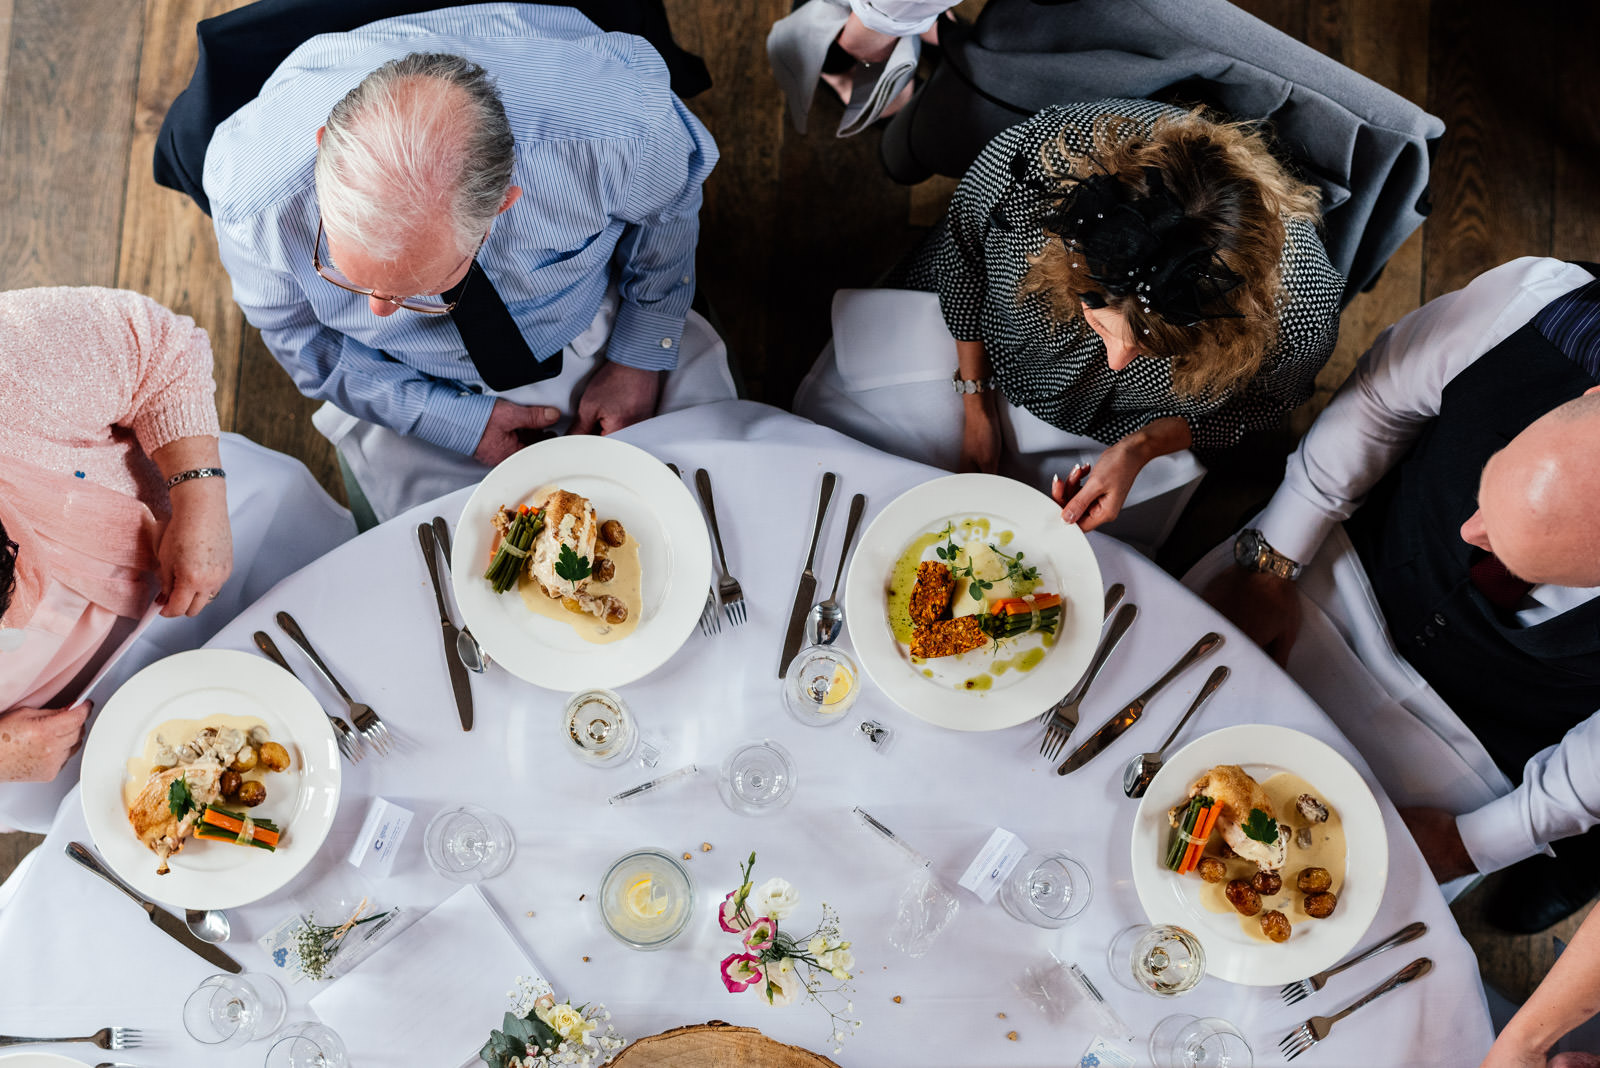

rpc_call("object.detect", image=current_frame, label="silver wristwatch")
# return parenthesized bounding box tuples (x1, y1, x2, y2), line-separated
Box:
(1233, 528, 1302, 581)
(952, 370, 996, 395)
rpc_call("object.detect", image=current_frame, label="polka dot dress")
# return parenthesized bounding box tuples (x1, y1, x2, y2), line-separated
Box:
(903, 98, 1344, 455)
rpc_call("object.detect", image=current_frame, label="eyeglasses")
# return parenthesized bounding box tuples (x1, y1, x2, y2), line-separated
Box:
(311, 219, 480, 314)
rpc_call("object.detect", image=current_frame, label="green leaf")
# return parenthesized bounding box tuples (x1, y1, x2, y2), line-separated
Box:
(555, 542, 592, 588)
(167, 776, 196, 819)
(1242, 807, 1280, 845)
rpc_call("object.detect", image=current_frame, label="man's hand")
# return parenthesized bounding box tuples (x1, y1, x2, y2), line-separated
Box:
(1399, 806, 1477, 883)
(570, 360, 662, 436)
(959, 393, 1001, 474)
(0, 703, 91, 782)
(158, 479, 233, 618)
(1201, 566, 1303, 666)
(475, 399, 563, 466)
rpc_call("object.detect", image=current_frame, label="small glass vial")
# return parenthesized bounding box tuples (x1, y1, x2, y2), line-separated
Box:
(563, 689, 638, 766)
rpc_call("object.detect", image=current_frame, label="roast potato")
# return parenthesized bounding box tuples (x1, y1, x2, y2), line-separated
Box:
(1304, 891, 1338, 919)
(1259, 909, 1291, 943)
(230, 746, 258, 772)
(1225, 879, 1262, 917)
(1297, 867, 1333, 894)
(219, 770, 242, 801)
(603, 598, 628, 625)
(1197, 857, 1228, 884)
(235, 780, 267, 808)
(599, 520, 626, 547)
(258, 741, 291, 773)
(593, 557, 616, 583)
(1251, 870, 1283, 896)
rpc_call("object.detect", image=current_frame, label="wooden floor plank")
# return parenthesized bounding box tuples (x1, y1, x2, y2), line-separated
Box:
(0, 0, 17, 121)
(232, 328, 343, 501)
(1551, 4, 1600, 263)
(0, 0, 144, 289)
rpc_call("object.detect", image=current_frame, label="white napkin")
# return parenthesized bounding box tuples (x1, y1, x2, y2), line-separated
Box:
(837, 34, 920, 137)
(309, 886, 542, 1068)
(832, 288, 958, 391)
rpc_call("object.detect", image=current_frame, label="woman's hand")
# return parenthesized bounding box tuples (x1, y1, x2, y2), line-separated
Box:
(157, 478, 233, 617)
(0, 702, 91, 782)
(1052, 416, 1192, 532)
(959, 392, 1001, 474)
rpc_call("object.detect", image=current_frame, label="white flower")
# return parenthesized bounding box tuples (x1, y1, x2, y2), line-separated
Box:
(763, 957, 804, 1006)
(748, 877, 800, 921)
(540, 1003, 596, 1046)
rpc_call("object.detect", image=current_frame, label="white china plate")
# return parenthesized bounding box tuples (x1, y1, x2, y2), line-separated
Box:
(79, 649, 342, 911)
(451, 435, 710, 691)
(0, 1055, 93, 1067)
(1129, 724, 1389, 986)
(842, 473, 1103, 730)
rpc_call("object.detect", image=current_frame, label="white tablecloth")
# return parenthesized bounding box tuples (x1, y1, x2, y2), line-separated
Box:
(0, 402, 1492, 1066)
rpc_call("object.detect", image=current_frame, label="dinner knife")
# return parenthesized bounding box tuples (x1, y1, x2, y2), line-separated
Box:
(65, 841, 242, 973)
(778, 471, 838, 677)
(418, 523, 474, 732)
(1058, 631, 1225, 775)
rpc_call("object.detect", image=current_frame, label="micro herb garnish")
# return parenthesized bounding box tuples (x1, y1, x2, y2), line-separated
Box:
(167, 776, 196, 819)
(555, 542, 592, 592)
(1242, 807, 1280, 845)
(934, 524, 1040, 601)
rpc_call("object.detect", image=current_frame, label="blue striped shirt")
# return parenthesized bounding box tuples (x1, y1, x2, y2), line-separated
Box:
(204, 4, 718, 454)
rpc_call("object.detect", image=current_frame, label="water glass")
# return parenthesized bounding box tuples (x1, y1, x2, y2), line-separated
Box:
(263, 1021, 347, 1068)
(598, 847, 696, 950)
(563, 688, 638, 765)
(1149, 1014, 1253, 1067)
(997, 850, 1092, 928)
(182, 973, 286, 1047)
(423, 803, 516, 882)
(1107, 923, 1206, 996)
(718, 739, 797, 815)
(783, 645, 859, 725)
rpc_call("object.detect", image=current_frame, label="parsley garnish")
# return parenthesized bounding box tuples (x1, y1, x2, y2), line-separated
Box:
(555, 542, 592, 591)
(1242, 807, 1280, 845)
(168, 776, 196, 819)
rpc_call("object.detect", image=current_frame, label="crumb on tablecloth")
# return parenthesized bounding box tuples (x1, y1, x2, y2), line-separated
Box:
(892, 996, 902, 1004)
(1006, 1031, 1018, 1041)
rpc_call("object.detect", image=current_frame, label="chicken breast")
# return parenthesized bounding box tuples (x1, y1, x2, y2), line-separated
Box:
(528, 489, 599, 599)
(128, 764, 222, 875)
(1184, 764, 1288, 871)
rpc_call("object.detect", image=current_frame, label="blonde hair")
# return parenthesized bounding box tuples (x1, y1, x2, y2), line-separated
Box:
(1020, 108, 1322, 399)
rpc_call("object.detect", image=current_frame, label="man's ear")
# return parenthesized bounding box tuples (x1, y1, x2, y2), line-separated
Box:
(315, 125, 324, 147)
(498, 186, 523, 215)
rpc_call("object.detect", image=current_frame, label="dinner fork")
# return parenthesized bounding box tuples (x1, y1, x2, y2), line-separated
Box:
(275, 611, 394, 755)
(253, 631, 362, 764)
(0, 1027, 140, 1050)
(1280, 958, 1432, 1061)
(1039, 600, 1138, 760)
(694, 468, 746, 627)
(1279, 921, 1428, 1005)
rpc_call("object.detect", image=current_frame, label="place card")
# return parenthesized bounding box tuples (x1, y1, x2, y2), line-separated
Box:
(957, 827, 1028, 903)
(346, 796, 413, 878)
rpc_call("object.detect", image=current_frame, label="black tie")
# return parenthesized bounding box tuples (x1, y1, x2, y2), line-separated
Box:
(445, 261, 562, 392)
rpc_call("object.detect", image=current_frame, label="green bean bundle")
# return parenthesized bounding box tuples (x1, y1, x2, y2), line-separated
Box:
(484, 506, 544, 594)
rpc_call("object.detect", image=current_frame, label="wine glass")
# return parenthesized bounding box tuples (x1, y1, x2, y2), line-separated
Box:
(563, 688, 638, 765)
(1149, 1014, 1253, 1067)
(263, 1021, 347, 1068)
(1107, 924, 1206, 996)
(997, 850, 1092, 928)
(422, 803, 516, 882)
(783, 645, 859, 725)
(717, 739, 797, 815)
(182, 973, 286, 1047)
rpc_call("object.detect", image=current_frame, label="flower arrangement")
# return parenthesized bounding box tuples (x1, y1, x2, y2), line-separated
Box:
(479, 976, 625, 1068)
(718, 852, 860, 1055)
(284, 898, 393, 981)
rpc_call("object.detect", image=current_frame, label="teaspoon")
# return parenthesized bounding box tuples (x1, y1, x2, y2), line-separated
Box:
(805, 493, 866, 646)
(1123, 664, 1230, 798)
(431, 517, 489, 673)
(185, 907, 232, 943)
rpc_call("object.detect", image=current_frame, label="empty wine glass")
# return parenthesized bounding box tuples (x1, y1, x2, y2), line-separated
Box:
(783, 645, 859, 725)
(423, 803, 515, 882)
(183, 973, 286, 1047)
(1107, 923, 1206, 996)
(563, 689, 638, 765)
(718, 739, 797, 815)
(997, 850, 1092, 928)
(1149, 1014, 1253, 1067)
(263, 1021, 347, 1068)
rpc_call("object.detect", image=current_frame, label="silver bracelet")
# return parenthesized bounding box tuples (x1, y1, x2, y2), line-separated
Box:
(166, 467, 226, 489)
(952, 370, 997, 395)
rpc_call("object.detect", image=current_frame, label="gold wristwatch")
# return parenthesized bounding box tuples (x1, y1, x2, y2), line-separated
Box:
(1233, 528, 1302, 581)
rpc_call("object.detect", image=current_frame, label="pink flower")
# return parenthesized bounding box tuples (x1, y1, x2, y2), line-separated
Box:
(718, 892, 746, 933)
(741, 917, 777, 952)
(720, 952, 765, 992)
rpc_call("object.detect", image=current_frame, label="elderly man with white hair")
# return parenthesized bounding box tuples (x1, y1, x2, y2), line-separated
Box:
(204, 4, 732, 519)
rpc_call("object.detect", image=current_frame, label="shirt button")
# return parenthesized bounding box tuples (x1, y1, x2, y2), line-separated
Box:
(680, 275, 691, 285)
(1423, 625, 1437, 639)
(1415, 635, 1428, 648)
(660, 337, 673, 349)
(1433, 613, 1447, 627)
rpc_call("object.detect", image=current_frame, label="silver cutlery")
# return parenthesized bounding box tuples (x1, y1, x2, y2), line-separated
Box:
(1281, 957, 1432, 1061)
(1279, 921, 1428, 1005)
(665, 462, 720, 636)
(431, 517, 488, 674)
(695, 468, 747, 632)
(1058, 631, 1225, 775)
(1040, 601, 1138, 760)
(254, 631, 362, 763)
(184, 906, 231, 944)
(64, 842, 240, 973)
(275, 611, 394, 755)
(805, 492, 866, 646)
(1037, 582, 1125, 726)
(1123, 664, 1230, 798)
(418, 522, 475, 732)
(0, 1028, 141, 1050)
(778, 471, 838, 677)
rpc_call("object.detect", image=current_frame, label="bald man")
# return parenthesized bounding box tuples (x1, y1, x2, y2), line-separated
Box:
(1190, 257, 1600, 932)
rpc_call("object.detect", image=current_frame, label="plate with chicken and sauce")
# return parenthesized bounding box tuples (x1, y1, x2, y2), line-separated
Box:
(452, 436, 711, 691)
(79, 648, 342, 910)
(1129, 724, 1389, 985)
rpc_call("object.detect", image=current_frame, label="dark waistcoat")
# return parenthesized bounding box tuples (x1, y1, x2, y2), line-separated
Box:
(1344, 317, 1600, 781)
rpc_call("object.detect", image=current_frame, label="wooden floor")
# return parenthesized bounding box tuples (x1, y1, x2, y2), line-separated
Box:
(4, 0, 1600, 1010)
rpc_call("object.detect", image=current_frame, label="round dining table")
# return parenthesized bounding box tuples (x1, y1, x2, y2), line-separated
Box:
(0, 401, 1493, 1066)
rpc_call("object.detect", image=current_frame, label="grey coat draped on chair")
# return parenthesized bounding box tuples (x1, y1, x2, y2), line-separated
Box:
(880, 0, 1445, 306)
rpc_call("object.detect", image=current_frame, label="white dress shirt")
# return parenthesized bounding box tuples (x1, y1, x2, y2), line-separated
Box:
(850, 0, 954, 36)
(1255, 256, 1600, 873)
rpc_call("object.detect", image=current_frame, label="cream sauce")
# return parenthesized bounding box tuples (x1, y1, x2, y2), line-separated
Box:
(123, 714, 271, 810)
(1194, 772, 1346, 943)
(518, 530, 642, 645)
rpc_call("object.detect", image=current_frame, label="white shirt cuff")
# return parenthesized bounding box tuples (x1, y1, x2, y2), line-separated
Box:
(1256, 491, 1341, 571)
(1456, 789, 1556, 875)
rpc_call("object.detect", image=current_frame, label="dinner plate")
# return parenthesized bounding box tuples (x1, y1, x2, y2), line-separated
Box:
(451, 435, 711, 691)
(842, 473, 1103, 730)
(1129, 724, 1388, 986)
(79, 649, 342, 912)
